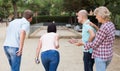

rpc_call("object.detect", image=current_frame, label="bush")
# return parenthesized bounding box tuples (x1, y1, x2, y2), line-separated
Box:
(31, 15, 98, 26)
(114, 15, 120, 30)
(31, 16, 74, 24)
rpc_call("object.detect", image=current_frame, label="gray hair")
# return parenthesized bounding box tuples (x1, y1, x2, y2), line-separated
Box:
(77, 10, 88, 18)
(94, 6, 111, 21)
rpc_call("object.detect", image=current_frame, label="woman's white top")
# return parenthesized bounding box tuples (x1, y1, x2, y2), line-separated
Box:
(40, 32, 59, 52)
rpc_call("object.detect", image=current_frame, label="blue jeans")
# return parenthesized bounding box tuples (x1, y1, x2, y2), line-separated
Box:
(4, 46, 21, 71)
(41, 50, 60, 71)
(83, 52, 94, 71)
(95, 58, 111, 71)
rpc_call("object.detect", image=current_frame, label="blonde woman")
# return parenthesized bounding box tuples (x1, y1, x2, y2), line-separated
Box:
(84, 6, 115, 71)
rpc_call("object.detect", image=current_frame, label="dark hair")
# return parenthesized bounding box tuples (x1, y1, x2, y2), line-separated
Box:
(23, 10, 33, 19)
(47, 23, 57, 33)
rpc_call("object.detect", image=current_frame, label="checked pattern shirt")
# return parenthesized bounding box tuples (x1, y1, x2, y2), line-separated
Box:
(85, 21, 115, 61)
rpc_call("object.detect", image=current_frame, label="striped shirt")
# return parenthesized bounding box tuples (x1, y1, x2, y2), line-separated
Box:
(84, 21, 115, 61)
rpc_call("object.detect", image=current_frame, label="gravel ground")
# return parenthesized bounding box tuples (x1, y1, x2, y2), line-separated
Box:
(0, 23, 120, 71)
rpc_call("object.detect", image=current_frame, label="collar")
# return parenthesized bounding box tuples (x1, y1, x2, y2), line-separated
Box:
(83, 19, 90, 25)
(21, 17, 29, 23)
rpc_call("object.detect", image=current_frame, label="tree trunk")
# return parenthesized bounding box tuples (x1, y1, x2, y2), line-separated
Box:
(13, 2, 17, 18)
(68, 12, 73, 24)
(35, 11, 38, 23)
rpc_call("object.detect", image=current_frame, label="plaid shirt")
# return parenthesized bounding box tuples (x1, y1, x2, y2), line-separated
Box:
(85, 21, 115, 61)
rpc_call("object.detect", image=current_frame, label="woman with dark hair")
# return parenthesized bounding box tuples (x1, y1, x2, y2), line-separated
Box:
(35, 23, 60, 71)
(47, 23, 57, 33)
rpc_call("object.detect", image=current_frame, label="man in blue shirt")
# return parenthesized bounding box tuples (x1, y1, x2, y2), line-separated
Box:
(69, 10, 98, 71)
(3, 10, 33, 71)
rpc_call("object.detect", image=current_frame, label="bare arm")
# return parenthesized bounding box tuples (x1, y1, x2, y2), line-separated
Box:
(75, 28, 95, 46)
(16, 30, 26, 56)
(88, 29, 95, 42)
(55, 34, 59, 49)
(36, 39, 42, 59)
(74, 40, 84, 46)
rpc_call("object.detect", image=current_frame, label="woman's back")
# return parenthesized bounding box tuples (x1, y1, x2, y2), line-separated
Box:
(40, 32, 58, 52)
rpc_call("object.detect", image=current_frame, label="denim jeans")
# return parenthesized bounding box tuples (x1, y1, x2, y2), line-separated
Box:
(4, 46, 21, 71)
(41, 50, 60, 71)
(95, 58, 111, 71)
(83, 52, 94, 71)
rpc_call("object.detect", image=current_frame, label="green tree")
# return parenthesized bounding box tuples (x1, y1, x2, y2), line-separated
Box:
(12, 0, 19, 18)
(62, 0, 97, 24)
(94, 0, 120, 29)
(27, 0, 41, 23)
(37, 0, 63, 16)
(62, 0, 82, 24)
(63, 0, 82, 14)
(49, 0, 63, 16)
(0, 0, 12, 25)
(0, 0, 12, 22)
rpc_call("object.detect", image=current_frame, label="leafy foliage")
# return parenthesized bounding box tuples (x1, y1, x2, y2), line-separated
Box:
(0, 0, 119, 29)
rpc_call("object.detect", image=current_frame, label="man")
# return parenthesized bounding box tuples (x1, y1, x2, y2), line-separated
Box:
(3, 10, 33, 71)
(69, 10, 98, 71)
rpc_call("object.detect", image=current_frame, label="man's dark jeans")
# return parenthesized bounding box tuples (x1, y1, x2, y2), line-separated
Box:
(83, 52, 94, 71)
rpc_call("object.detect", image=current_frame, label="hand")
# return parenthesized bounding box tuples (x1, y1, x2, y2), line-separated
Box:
(16, 51, 22, 56)
(89, 22, 95, 27)
(75, 41, 84, 46)
(35, 58, 40, 64)
(68, 38, 78, 44)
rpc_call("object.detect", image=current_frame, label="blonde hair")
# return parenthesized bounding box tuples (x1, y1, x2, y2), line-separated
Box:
(94, 6, 111, 21)
(78, 10, 88, 19)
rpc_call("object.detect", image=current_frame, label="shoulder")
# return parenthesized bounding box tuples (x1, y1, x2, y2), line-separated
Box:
(52, 33, 59, 39)
(102, 22, 114, 30)
(84, 24, 93, 30)
(107, 22, 115, 28)
(55, 33, 59, 36)
(21, 18, 30, 24)
(10, 19, 20, 23)
(105, 22, 115, 33)
(40, 33, 47, 40)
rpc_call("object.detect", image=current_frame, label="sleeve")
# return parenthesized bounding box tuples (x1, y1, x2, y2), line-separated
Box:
(84, 26, 107, 49)
(21, 23, 30, 34)
(85, 25, 93, 32)
(86, 25, 94, 31)
(40, 33, 45, 41)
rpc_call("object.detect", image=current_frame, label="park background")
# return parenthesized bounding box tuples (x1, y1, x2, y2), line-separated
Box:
(0, 0, 120, 71)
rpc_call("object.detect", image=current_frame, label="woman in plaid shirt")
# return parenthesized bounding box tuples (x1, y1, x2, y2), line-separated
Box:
(84, 6, 115, 71)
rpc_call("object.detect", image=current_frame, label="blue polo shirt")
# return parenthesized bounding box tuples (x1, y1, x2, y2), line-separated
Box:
(81, 19, 96, 53)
